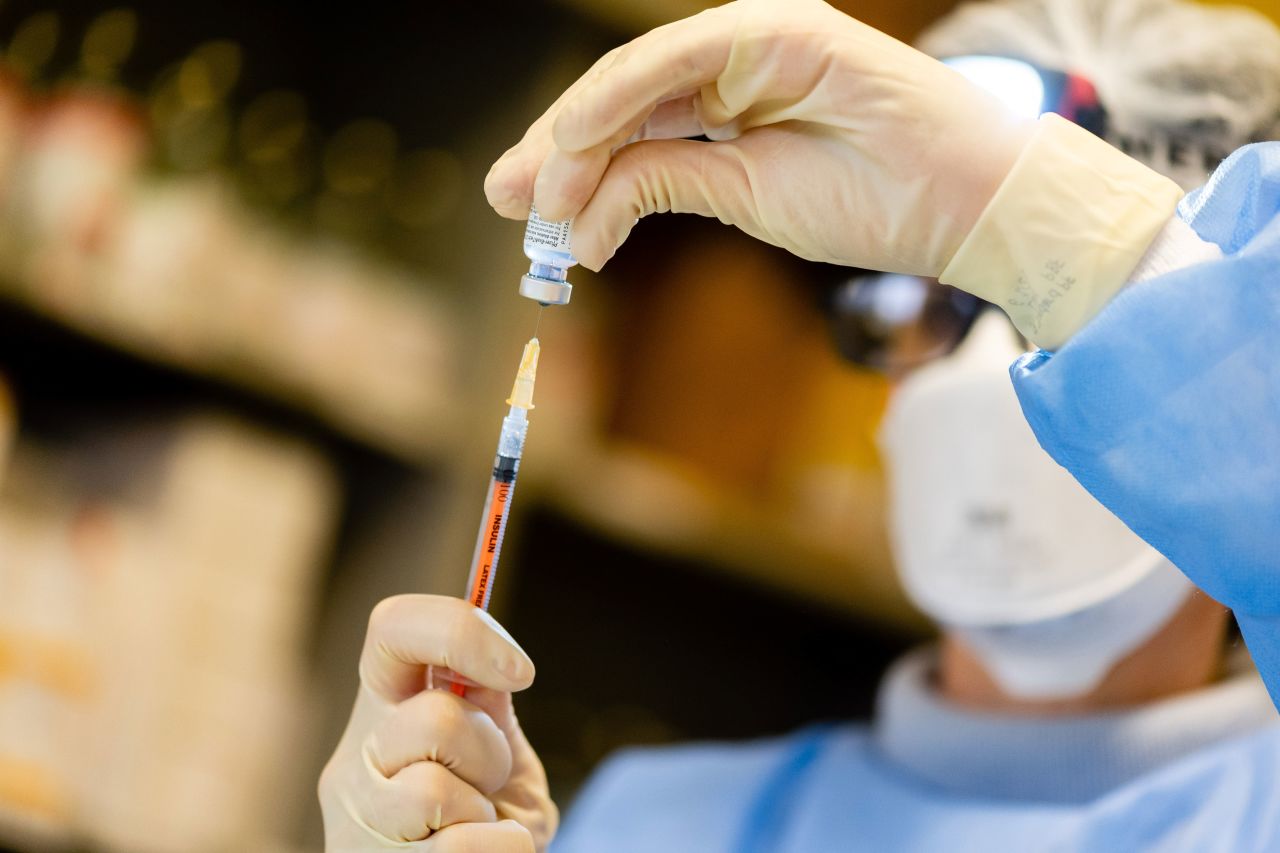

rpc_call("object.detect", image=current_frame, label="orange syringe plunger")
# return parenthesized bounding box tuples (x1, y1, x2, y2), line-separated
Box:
(450, 337, 540, 698)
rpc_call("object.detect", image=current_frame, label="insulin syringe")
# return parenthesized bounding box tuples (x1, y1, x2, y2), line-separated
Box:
(449, 336, 540, 698)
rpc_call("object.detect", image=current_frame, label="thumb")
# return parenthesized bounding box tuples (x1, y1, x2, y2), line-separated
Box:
(570, 137, 759, 271)
(360, 595, 535, 702)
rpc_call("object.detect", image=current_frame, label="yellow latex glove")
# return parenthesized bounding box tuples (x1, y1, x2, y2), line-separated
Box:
(319, 596, 557, 852)
(484, 0, 1034, 275)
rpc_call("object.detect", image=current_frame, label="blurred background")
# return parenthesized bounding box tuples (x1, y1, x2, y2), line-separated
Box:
(0, 0, 1273, 851)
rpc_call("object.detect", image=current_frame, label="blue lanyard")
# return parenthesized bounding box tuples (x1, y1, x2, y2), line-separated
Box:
(731, 725, 835, 853)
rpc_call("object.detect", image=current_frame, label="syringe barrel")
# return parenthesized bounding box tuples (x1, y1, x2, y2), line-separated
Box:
(463, 409, 529, 612)
(498, 408, 529, 458)
(465, 453, 521, 612)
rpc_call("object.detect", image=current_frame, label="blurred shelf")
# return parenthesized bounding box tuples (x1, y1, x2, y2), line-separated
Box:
(0, 285, 460, 465)
(0, 173, 463, 464)
(0, 79, 467, 466)
(557, 0, 963, 39)
(534, 442, 926, 631)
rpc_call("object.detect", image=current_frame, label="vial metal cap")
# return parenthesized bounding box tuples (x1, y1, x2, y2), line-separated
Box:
(519, 274, 572, 306)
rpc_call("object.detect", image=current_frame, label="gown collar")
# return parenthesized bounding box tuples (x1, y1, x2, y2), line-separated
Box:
(872, 646, 1277, 803)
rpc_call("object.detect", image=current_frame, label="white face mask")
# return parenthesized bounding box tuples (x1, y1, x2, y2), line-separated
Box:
(953, 556, 1192, 699)
(879, 311, 1191, 696)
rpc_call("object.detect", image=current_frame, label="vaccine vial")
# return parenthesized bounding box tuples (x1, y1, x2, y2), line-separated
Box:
(520, 207, 575, 305)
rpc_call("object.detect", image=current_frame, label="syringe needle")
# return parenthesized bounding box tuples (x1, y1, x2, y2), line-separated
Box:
(533, 304, 545, 338)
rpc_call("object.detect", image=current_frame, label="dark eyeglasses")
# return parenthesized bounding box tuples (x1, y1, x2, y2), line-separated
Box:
(825, 274, 986, 376)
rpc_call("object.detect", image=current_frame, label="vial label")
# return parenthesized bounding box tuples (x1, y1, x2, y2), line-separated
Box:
(524, 208, 572, 253)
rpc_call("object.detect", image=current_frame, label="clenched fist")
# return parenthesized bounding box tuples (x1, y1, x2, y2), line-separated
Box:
(319, 595, 558, 851)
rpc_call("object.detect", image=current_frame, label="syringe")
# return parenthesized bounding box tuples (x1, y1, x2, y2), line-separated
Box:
(449, 336, 540, 698)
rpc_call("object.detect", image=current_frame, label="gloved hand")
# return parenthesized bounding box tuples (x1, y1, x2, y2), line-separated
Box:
(319, 595, 558, 851)
(484, 0, 1034, 274)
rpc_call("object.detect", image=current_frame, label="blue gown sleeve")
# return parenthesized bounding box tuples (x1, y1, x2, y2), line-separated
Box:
(1009, 142, 1280, 709)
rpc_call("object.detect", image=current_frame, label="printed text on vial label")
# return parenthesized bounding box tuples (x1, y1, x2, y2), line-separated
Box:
(526, 217, 572, 252)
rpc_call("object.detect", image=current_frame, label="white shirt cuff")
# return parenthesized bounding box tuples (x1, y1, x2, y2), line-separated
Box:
(1128, 216, 1224, 284)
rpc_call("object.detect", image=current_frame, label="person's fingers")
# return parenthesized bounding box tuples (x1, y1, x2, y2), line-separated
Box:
(485, 46, 626, 218)
(531, 145, 614, 224)
(423, 819, 536, 853)
(485, 145, 541, 220)
(487, 4, 739, 221)
(551, 6, 738, 153)
(531, 93, 722, 222)
(455, 686, 518, 732)
(366, 689, 514, 795)
(459, 687, 559, 844)
(570, 136, 762, 271)
(354, 758, 498, 843)
(359, 595, 534, 703)
(629, 94, 707, 143)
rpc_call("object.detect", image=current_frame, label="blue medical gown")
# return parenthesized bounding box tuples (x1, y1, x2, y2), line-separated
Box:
(1010, 143, 1280, 707)
(552, 725, 1280, 852)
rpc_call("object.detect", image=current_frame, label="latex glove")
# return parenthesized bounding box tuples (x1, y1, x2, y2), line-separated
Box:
(319, 595, 558, 851)
(485, 0, 1033, 274)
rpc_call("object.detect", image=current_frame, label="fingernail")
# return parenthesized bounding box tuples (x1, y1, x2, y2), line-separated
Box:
(499, 653, 534, 684)
(485, 182, 520, 211)
(475, 610, 534, 682)
(532, 188, 569, 224)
